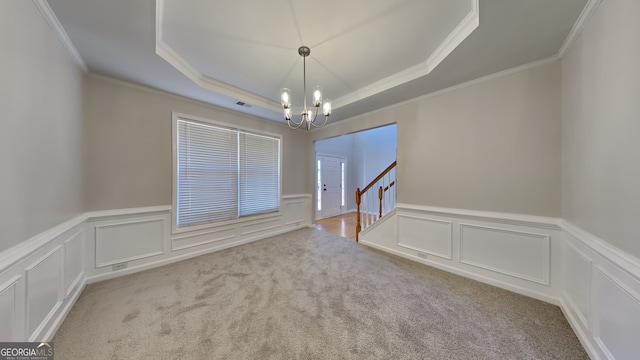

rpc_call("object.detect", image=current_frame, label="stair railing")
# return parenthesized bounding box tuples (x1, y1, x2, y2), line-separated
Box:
(355, 161, 397, 242)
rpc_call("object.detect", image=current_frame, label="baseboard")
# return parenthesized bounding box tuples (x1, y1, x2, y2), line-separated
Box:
(559, 221, 640, 360)
(85, 223, 308, 284)
(0, 195, 313, 342)
(360, 237, 559, 305)
(359, 205, 640, 360)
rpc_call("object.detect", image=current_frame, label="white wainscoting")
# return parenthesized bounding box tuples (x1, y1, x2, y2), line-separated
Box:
(0, 217, 85, 342)
(0, 194, 312, 342)
(360, 203, 562, 304)
(560, 220, 640, 360)
(360, 204, 640, 360)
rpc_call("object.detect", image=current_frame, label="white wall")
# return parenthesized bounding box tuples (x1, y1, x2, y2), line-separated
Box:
(561, 0, 640, 259)
(0, 1, 85, 252)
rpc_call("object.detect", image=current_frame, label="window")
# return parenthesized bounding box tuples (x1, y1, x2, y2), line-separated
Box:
(174, 114, 280, 229)
(341, 162, 345, 207)
(317, 160, 322, 211)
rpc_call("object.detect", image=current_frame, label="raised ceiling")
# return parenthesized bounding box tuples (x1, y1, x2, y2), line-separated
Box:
(45, 0, 590, 124)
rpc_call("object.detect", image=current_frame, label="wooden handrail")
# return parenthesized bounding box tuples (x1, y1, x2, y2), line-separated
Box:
(358, 161, 397, 195)
(355, 161, 397, 242)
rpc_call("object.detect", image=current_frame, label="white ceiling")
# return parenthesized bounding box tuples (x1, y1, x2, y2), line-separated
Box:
(46, 0, 589, 124)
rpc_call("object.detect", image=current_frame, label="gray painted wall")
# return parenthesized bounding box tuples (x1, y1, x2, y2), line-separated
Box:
(83, 76, 311, 211)
(0, 2, 85, 252)
(562, 0, 640, 258)
(312, 62, 562, 217)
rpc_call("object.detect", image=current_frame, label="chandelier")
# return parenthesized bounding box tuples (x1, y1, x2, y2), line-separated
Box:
(280, 46, 331, 130)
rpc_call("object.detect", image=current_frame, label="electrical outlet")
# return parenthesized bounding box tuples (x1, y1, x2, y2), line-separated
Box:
(112, 263, 127, 271)
(417, 252, 428, 259)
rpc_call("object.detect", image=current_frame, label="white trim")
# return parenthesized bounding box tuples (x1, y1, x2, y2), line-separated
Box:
(32, 0, 88, 73)
(558, 0, 603, 58)
(459, 223, 551, 285)
(360, 238, 559, 305)
(154, 0, 280, 112)
(396, 214, 453, 260)
(559, 220, 640, 282)
(171, 111, 284, 235)
(94, 219, 166, 268)
(398, 203, 560, 230)
(316, 56, 560, 135)
(85, 222, 308, 285)
(332, 0, 480, 109)
(0, 214, 87, 274)
(25, 246, 63, 342)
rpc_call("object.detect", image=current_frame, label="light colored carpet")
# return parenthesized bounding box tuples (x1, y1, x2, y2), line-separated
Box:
(53, 228, 587, 359)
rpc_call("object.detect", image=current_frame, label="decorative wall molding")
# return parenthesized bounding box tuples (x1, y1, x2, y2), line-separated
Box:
(558, 0, 603, 57)
(360, 205, 561, 304)
(332, 0, 480, 109)
(398, 203, 561, 230)
(559, 220, 640, 282)
(560, 219, 640, 360)
(32, 0, 88, 73)
(397, 214, 453, 260)
(0, 195, 312, 342)
(95, 218, 166, 268)
(459, 224, 550, 285)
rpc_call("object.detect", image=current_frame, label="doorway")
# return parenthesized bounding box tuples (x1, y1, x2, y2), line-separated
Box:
(316, 154, 346, 220)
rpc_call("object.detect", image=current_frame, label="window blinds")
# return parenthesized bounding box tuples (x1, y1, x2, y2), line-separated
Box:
(176, 118, 280, 228)
(239, 132, 281, 216)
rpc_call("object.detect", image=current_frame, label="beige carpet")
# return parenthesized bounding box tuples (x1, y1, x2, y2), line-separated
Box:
(53, 228, 587, 359)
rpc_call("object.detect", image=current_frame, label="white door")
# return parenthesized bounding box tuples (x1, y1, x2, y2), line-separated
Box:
(318, 155, 343, 219)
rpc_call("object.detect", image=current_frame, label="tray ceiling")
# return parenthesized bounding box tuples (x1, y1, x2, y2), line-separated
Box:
(46, 0, 590, 123)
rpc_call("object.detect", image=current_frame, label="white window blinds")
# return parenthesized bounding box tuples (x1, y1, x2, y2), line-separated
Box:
(176, 117, 281, 228)
(239, 132, 281, 216)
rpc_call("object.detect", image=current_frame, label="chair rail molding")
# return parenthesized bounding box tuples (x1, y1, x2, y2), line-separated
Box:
(0, 195, 312, 342)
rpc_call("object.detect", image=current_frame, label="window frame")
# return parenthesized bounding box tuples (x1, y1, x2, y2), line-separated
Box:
(171, 112, 283, 234)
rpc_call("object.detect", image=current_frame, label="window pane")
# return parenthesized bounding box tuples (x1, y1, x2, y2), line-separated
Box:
(177, 119, 238, 227)
(238, 132, 280, 217)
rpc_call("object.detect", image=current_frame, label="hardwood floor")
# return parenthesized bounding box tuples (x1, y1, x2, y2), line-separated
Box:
(315, 212, 357, 241)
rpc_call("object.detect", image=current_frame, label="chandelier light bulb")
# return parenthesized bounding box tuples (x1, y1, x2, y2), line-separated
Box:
(312, 86, 322, 107)
(280, 88, 291, 109)
(323, 99, 332, 116)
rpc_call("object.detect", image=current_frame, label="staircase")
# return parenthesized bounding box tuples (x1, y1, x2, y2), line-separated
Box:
(355, 161, 397, 242)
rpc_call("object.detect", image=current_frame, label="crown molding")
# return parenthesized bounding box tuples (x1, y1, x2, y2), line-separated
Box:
(154, 0, 479, 113)
(558, 0, 602, 58)
(154, 0, 281, 113)
(32, 0, 88, 74)
(318, 55, 559, 134)
(332, 0, 479, 109)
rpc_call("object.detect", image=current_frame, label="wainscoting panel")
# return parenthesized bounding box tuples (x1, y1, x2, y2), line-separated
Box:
(95, 218, 165, 268)
(559, 220, 640, 360)
(460, 224, 550, 285)
(64, 230, 84, 297)
(397, 214, 452, 260)
(240, 216, 282, 236)
(360, 204, 561, 304)
(0, 198, 313, 342)
(592, 266, 640, 360)
(0, 277, 19, 341)
(172, 226, 237, 251)
(562, 241, 592, 328)
(25, 247, 63, 340)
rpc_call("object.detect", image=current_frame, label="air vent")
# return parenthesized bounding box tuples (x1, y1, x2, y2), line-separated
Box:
(235, 101, 252, 108)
